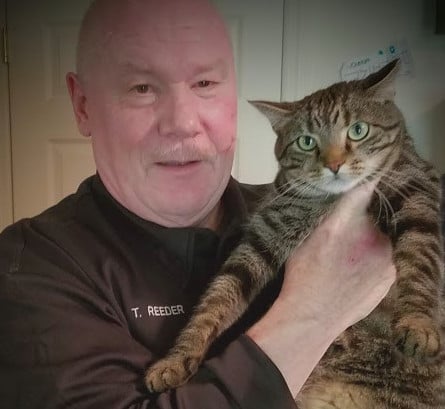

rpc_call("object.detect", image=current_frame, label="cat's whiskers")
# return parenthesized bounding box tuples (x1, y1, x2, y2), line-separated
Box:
(269, 180, 307, 205)
(279, 183, 326, 241)
(376, 191, 385, 225)
(294, 179, 325, 199)
(367, 176, 385, 223)
(377, 175, 414, 202)
(373, 186, 395, 226)
(379, 180, 410, 202)
(270, 178, 317, 205)
(379, 168, 432, 196)
(362, 166, 411, 202)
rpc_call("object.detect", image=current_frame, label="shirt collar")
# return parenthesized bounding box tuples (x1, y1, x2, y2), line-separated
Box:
(88, 174, 253, 274)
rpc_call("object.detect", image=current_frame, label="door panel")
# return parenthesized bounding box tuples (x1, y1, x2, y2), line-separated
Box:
(8, 0, 93, 220)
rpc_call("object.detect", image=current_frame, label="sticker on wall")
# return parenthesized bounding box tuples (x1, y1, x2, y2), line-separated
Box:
(340, 39, 414, 81)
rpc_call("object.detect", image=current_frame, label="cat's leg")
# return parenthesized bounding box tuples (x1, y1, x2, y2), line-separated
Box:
(392, 208, 443, 358)
(375, 173, 443, 360)
(145, 242, 280, 392)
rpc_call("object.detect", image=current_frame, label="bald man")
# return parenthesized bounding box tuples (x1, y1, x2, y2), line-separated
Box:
(0, 1, 395, 408)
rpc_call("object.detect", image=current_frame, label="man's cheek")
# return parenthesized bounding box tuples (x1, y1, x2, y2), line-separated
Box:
(212, 108, 237, 153)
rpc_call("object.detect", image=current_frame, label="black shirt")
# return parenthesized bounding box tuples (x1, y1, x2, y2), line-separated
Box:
(0, 175, 296, 409)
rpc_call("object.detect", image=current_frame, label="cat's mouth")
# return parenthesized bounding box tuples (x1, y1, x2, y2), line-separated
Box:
(318, 173, 362, 194)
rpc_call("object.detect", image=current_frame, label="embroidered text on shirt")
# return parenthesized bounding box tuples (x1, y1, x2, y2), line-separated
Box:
(131, 304, 185, 319)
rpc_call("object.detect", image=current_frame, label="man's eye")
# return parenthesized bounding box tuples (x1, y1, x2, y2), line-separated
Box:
(196, 80, 213, 88)
(134, 84, 151, 94)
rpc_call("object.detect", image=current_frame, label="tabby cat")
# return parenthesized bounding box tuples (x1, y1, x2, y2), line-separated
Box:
(145, 59, 445, 408)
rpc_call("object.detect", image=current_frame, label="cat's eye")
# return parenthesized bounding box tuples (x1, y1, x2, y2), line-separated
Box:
(347, 122, 369, 141)
(296, 135, 317, 151)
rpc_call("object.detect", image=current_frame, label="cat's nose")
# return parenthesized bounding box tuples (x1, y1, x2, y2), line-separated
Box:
(325, 159, 345, 174)
(322, 146, 346, 175)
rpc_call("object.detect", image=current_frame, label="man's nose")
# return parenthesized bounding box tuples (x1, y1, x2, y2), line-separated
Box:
(158, 87, 200, 138)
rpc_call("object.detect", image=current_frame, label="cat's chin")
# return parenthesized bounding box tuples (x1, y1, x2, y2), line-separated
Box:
(318, 177, 361, 195)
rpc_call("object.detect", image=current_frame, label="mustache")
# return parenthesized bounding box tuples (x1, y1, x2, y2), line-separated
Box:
(148, 140, 216, 163)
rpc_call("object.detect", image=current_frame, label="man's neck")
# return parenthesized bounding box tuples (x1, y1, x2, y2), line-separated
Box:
(198, 201, 224, 232)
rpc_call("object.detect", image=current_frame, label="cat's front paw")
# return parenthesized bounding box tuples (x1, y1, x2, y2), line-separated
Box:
(145, 354, 200, 393)
(394, 315, 441, 359)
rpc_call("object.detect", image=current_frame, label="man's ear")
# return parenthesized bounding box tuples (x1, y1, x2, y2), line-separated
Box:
(66, 72, 91, 137)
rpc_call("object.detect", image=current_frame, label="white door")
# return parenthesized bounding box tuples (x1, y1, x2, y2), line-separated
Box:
(6, 0, 283, 221)
(7, 0, 94, 221)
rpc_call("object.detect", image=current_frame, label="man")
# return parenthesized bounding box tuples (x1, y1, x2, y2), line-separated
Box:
(0, 0, 395, 408)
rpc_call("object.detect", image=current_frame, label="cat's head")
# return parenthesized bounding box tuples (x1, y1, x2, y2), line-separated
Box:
(250, 59, 405, 196)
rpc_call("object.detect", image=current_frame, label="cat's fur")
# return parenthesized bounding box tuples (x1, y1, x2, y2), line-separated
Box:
(145, 59, 445, 408)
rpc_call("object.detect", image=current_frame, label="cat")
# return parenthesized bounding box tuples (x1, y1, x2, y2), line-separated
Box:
(145, 59, 445, 408)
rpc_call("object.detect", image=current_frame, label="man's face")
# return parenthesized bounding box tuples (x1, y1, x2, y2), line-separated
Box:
(71, 1, 237, 228)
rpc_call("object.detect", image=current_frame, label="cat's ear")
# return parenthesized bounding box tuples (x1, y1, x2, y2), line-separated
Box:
(249, 100, 294, 130)
(361, 58, 401, 101)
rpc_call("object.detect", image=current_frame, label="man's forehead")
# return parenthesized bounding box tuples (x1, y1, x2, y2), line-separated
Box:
(99, 2, 232, 59)
(114, 19, 227, 44)
(96, 0, 227, 37)
(77, 0, 232, 82)
(117, 57, 229, 77)
(107, 19, 233, 74)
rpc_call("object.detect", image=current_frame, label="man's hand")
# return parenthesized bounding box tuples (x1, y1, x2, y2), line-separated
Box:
(282, 181, 396, 329)
(247, 182, 396, 395)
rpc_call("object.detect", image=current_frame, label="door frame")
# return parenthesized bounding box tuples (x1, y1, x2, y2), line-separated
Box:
(0, 0, 13, 231)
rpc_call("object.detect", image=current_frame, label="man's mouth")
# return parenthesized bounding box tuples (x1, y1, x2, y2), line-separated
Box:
(158, 160, 200, 166)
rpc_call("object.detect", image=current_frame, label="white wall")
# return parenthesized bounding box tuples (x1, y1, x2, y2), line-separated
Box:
(286, 0, 445, 172)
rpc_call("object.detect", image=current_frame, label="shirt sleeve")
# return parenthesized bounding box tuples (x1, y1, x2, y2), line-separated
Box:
(0, 225, 297, 409)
